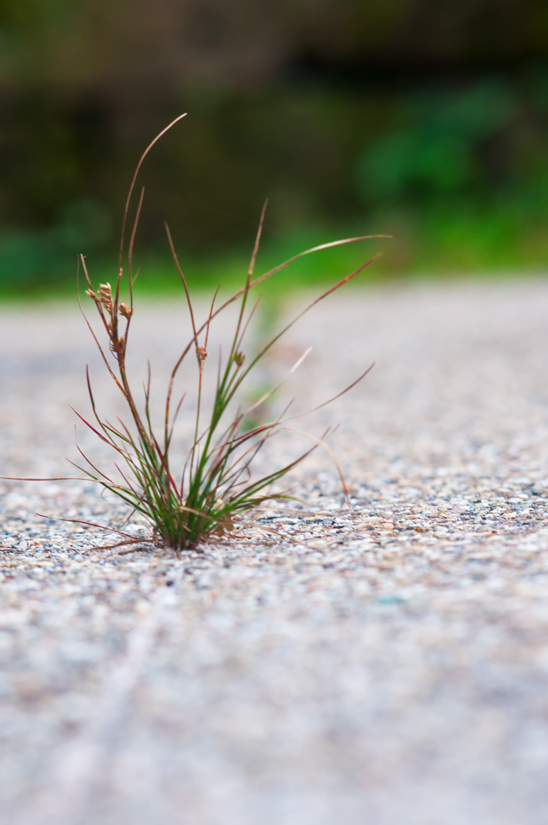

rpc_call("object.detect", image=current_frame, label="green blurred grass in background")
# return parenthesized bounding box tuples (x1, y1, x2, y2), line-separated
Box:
(1, 0, 548, 296)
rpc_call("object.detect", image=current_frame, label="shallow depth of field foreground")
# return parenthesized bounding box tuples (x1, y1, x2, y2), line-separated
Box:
(2, 277, 548, 825)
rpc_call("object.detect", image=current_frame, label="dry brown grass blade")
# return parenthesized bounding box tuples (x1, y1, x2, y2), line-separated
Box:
(119, 113, 187, 271)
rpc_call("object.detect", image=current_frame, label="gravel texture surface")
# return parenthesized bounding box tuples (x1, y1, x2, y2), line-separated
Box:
(1, 278, 548, 825)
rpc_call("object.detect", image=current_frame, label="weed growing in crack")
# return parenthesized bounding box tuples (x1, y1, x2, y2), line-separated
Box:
(75, 115, 386, 553)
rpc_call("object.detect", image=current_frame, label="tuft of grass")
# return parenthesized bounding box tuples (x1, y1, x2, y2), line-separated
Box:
(75, 115, 386, 554)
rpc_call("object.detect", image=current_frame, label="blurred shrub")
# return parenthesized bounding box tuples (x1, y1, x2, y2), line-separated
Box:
(0, 198, 111, 290)
(355, 71, 548, 273)
(358, 80, 518, 203)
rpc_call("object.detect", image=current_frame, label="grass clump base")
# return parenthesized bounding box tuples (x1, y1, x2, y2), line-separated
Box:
(76, 115, 385, 554)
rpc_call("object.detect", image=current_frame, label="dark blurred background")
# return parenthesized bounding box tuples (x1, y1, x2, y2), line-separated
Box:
(2, 0, 548, 293)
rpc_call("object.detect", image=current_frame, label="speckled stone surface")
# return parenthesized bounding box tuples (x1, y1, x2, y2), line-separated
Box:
(1, 278, 548, 824)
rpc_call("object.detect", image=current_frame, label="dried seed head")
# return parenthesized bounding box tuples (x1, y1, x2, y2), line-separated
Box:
(85, 288, 97, 301)
(108, 330, 126, 359)
(196, 346, 208, 371)
(98, 283, 113, 312)
(119, 303, 133, 319)
(232, 351, 245, 368)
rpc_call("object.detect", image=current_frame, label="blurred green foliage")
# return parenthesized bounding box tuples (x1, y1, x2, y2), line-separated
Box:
(359, 81, 518, 202)
(354, 72, 548, 274)
(1, 0, 548, 294)
(0, 199, 110, 291)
